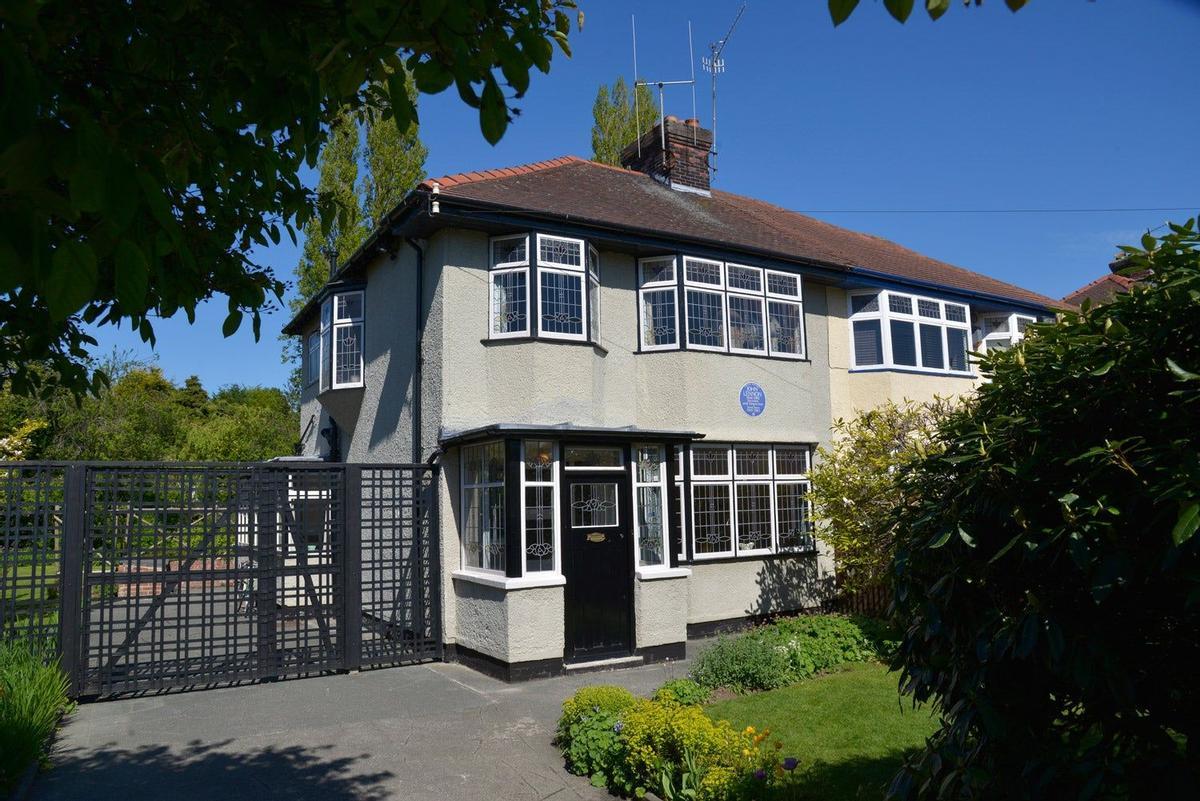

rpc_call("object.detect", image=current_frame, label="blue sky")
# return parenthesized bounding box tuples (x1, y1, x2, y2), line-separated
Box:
(89, 0, 1200, 391)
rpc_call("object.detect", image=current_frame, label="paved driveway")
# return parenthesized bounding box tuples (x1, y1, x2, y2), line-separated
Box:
(34, 657, 692, 801)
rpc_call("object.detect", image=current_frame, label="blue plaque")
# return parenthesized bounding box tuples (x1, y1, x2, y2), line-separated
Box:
(739, 382, 766, 417)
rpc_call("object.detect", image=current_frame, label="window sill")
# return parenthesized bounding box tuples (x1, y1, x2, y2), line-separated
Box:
(848, 366, 976, 379)
(636, 566, 692, 581)
(637, 348, 810, 364)
(451, 569, 566, 590)
(481, 336, 607, 357)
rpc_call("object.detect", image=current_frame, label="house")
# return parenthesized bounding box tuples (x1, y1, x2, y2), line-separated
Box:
(1063, 254, 1146, 307)
(282, 116, 1060, 680)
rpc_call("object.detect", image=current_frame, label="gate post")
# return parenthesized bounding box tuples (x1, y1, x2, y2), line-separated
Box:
(342, 465, 363, 671)
(58, 464, 85, 697)
(255, 469, 279, 680)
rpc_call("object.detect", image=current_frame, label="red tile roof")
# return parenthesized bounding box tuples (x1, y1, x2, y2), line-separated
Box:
(1062, 273, 1136, 307)
(420, 156, 1061, 309)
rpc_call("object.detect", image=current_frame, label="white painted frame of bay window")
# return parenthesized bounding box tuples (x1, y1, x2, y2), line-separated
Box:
(487, 234, 531, 340)
(330, 290, 365, 390)
(631, 444, 675, 575)
(638, 256, 680, 352)
(764, 269, 806, 360)
(847, 289, 974, 377)
(518, 439, 563, 578)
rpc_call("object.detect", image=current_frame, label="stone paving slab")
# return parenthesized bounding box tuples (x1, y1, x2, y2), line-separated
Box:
(32, 655, 694, 801)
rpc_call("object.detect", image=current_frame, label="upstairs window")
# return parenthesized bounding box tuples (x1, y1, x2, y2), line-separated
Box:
(319, 290, 364, 391)
(490, 232, 601, 344)
(304, 332, 320, 387)
(642, 255, 804, 359)
(489, 234, 530, 338)
(849, 289, 971, 376)
(638, 256, 679, 351)
(976, 312, 1038, 354)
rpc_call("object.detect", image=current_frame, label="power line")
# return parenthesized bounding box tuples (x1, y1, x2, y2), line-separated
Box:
(793, 206, 1197, 215)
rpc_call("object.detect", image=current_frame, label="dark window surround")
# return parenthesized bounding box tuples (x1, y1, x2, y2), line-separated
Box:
(488, 232, 599, 346)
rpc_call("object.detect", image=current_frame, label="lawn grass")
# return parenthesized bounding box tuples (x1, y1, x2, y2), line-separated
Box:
(705, 662, 937, 801)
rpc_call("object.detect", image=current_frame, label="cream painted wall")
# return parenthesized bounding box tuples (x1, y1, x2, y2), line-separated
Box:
(435, 229, 832, 445)
(687, 551, 837, 624)
(452, 579, 565, 663)
(634, 575, 689, 648)
(825, 285, 979, 423)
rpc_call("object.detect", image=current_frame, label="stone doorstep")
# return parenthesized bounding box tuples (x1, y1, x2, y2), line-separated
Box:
(562, 655, 645, 675)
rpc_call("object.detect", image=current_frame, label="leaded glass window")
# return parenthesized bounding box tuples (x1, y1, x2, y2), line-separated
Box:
(491, 270, 528, 336)
(687, 444, 816, 559)
(640, 289, 677, 349)
(519, 440, 557, 574)
(462, 442, 506, 573)
(685, 289, 725, 350)
(767, 300, 804, 357)
(539, 270, 584, 337)
(634, 444, 668, 568)
(726, 264, 763, 293)
(305, 332, 320, 386)
(537, 234, 584, 268)
(321, 290, 364, 389)
(570, 482, 618, 527)
(684, 257, 723, 287)
(727, 294, 766, 353)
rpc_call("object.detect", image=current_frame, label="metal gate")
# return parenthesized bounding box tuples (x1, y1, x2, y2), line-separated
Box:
(0, 461, 440, 697)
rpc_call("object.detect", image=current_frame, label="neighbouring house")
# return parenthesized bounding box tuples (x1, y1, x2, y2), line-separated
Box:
(282, 116, 1060, 680)
(1063, 253, 1148, 307)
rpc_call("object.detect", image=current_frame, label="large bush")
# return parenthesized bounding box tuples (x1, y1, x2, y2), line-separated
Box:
(809, 398, 955, 592)
(0, 641, 71, 794)
(887, 220, 1200, 798)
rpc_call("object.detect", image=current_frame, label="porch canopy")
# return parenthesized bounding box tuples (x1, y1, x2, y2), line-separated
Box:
(439, 423, 705, 449)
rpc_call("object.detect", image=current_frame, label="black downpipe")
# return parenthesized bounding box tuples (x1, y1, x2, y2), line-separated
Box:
(406, 237, 426, 462)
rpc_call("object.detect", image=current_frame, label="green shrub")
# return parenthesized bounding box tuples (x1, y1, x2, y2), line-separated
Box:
(556, 686, 637, 787)
(689, 634, 794, 694)
(556, 684, 636, 742)
(886, 220, 1200, 798)
(690, 615, 885, 693)
(653, 678, 711, 707)
(0, 640, 71, 794)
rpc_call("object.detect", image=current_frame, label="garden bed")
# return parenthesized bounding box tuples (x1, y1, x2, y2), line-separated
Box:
(0, 641, 71, 796)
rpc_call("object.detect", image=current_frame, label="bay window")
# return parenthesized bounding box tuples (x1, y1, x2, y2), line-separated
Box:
(489, 234, 529, 338)
(537, 234, 587, 340)
(641, 255, 804, 359)
(521, 439, 557, 574)
(689, 444, 815, 559)
(304, 332, 320, 386)
(461, 442, 506, 573)
(849, 289, 971, 375)
(975, 312, 1037, 354)
(318, 290, 364, 391)
(633, 444, 669, 568)
(489, 232, 600, 343)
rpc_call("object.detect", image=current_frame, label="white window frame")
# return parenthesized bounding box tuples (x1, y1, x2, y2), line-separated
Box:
(536, 266, 588, 342)
(536, 233, 586, 271)
(765, 270, 806, 359)
(488, 234, 531, 340)
(304, 331, 320, 387)
(327, 290, 365, 390)
(683, 256, 725, 289)
(632, 444, 670, 569)
(726, 265, 768, 356)
(976, 312, 1038, 354)
(587, 244, 601, 343)
(520, 440, 561, 576)
(847, 289, 973, 376)
(460, 440, 507, 576)
(638, 256, 679, 352)
(687, 443, 816, 561)
(684, 287, 727, 352)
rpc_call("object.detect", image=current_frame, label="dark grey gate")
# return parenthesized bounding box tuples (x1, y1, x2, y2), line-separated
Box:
(0, 461, 440, 697)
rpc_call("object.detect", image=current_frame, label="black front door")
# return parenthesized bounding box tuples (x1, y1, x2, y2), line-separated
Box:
(562, 459, 633, 662)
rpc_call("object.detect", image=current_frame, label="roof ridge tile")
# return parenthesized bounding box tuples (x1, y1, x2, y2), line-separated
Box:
(420, 155, 584, 190)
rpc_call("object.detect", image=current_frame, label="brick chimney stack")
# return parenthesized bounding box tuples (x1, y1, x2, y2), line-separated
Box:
(620, 115, 714, 195)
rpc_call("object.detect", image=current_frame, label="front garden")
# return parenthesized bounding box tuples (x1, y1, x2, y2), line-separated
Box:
(557, 614, 928, 801)
(0, 640, 72, 795)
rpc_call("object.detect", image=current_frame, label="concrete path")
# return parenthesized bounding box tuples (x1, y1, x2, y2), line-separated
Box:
(33, 656, 694, 801)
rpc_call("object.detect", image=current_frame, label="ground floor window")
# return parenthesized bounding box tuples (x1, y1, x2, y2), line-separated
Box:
(634, 444, 668, 567)
(461, 441, 506, 573)
(688, 443, 815, 559)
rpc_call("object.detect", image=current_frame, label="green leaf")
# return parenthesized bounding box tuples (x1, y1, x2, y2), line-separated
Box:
(479, 76, 507, 145)
(1166, 358, 1200, 381)
(1005, 0, 1028, 9)
(114, 240, 149, 310)
(1090, 360, 1115, 376)
(1172, 503, 1200, 546)
(884, 0, 915, 23)
(957, 526, 976, 548)
(926, 0, 951, 20)
(412, 60, 453, 94)
(929, 529, 952, 549)
(222, 309, 243, 337)
(46, 241, 99, 320)
(828, 0, 861, 25)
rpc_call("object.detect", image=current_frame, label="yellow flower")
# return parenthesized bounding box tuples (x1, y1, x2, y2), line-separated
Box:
(742, 748, 751, 757)
(745, 726, 756, 734)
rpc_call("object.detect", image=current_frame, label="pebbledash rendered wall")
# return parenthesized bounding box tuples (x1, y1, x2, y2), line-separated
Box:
(430, 228, 837, 665)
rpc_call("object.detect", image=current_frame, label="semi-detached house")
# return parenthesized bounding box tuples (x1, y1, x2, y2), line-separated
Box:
(283, 116, 1060, 680)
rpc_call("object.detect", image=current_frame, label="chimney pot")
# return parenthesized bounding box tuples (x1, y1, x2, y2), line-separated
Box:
(684, 118, 699, 127)
(665, 114, 679, 123)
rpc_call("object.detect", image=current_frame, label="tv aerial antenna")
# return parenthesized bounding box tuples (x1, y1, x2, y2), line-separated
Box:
(702, 2, 747, 178)
(631, 16, 698, 158)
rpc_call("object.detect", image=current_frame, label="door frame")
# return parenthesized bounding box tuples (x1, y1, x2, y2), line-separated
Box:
(560, 442, 635, 662)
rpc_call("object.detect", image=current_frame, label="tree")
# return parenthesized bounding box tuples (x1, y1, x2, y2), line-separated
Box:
(829, 0, 1029, 25)
(808, 398, 955, 594)
(591, 77, 656, 167)
(363, 73, 429, 228)
(885, 220, 1200, 798)
(1, 1, 580, 400)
